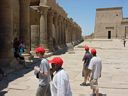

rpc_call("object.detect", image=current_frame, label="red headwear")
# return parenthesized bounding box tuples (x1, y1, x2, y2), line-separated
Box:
(91, 48, 96, 55)
(35, 47, 45, 53)
(84, 45, 89, 51)
(49, 57, 63, 67)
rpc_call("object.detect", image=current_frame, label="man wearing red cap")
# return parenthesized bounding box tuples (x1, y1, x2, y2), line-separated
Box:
(49, 57, 72, 96)
(34, 47, 51, 96)
(88, 48, 102, 96)
(80, 45, 92, 86)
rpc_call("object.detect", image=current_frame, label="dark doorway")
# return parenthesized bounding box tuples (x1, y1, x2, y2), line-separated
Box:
(125, 26, 128, 39)
(108, 31, 111, 39)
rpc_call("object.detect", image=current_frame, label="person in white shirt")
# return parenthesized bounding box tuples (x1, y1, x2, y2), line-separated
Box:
(88, 48, 102, 96)
(49, 57, 72, 96)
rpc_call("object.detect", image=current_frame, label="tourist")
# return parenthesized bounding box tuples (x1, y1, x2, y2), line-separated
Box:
(49, 57, 72, 96)
(88, 48, 102, 96)
(13, 37, 20, 59)
(19, 39, 25, 56)
(13, 37, 24, 60)
(80, 45, 92, 86)
(123, 39, 126, 47)
(34, 47, 51, 96)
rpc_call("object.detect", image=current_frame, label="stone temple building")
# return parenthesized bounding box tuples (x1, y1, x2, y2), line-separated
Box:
(94, 7, 128, 39)
(0, 0, 82, 69)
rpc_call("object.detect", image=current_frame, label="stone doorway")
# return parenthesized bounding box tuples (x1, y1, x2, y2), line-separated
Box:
(125, 26, 128, 39)
(108, 31, 111, 39)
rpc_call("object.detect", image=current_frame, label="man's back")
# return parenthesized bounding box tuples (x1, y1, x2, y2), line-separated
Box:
(51, 69, 72, 96)
(39, 58, 50, 86)
(88, 56, 102, 80)
(83, 52, 92, 67)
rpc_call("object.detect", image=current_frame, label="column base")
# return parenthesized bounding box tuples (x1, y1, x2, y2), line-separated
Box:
(66, 43, 75, 54)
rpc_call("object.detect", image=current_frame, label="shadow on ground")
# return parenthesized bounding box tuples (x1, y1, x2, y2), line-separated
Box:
(0, 91, 8, 96)
(79, 93, 107, 96)
(53, 47, 68, 55)
(0, 47, 68, 95)
(0, 58, 41, 94)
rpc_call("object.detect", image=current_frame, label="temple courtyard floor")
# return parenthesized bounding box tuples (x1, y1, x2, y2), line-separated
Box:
(0, 39, 128, 96)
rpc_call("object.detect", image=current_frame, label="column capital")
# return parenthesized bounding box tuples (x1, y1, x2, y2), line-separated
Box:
(47, 9, 54, 17)
(38, 5, 49, 15)
(54, 12, 59, 19)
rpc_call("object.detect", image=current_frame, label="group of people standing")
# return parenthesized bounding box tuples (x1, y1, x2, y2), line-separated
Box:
(1, 38, 25, 80)
(13, 37, 26, 67)
(13, 37, 25, 60)
(33, 45, 102, 96)
(34, 47, 72, 96)
(81, 45, 102, 96)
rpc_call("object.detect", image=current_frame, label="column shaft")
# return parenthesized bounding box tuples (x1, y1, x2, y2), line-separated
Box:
(39, 6, 48, 49)
(0, 0, 14, 67)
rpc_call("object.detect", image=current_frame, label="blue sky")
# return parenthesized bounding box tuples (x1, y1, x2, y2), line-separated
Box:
(56, 0, 128, 36)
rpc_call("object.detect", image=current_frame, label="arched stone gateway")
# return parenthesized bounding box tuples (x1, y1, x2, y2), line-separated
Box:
(0, 0, 83, 70)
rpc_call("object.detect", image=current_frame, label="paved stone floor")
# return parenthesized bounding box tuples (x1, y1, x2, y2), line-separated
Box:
(0, 39, 128, 96)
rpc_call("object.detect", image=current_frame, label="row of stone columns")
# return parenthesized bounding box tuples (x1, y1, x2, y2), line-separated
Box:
(34, 5, 82, 51)
(20, 1, 72, 52)
(0, 0, 82, 69)
(45, 8, 82, 50)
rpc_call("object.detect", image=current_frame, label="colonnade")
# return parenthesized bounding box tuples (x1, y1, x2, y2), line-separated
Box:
(0, 0, 82, 68)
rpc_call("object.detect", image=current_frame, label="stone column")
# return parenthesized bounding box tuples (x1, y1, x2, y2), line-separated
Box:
(60, 16, 63, 46)
(47, 9, 54, 51)
(65, 20, 68, 43)
(66, 20, 74, 53)
(71, 23, 74, 43)
(0, 0, 14, 67)
(61, 18, 65, 46)
(69, 23, 72, 43)
(38, 6, 49, 49)
(72, 25, 75, 45)
(61, 17, 64, 46)
(77, 27, 80, 41)
(58, 15, 61, 46)
(74, 25, 77, 44)
(53, 13, 58, 48)
(31, 25, 39, 50)
(75, 28, 77, 42)
(60, 17, 63, 45)
(66, 20, 70, 43)
(63, 19, 66, 46)
(20, 0, 30, 50)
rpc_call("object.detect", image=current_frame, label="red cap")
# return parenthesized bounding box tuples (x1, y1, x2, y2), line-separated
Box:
(91, 48, 96, 55)
(49, 57, 63, 67)
(84, 45, 89, 51)
(35, 47, 45, 53)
